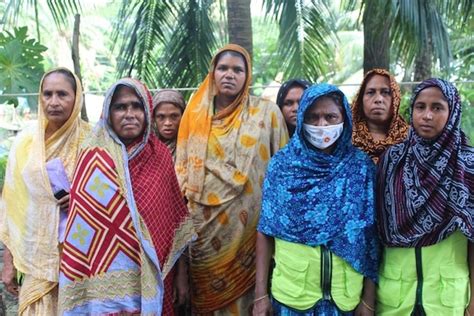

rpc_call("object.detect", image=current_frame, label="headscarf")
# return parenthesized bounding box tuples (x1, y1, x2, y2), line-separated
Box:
(275, 78, 311, 108)
(175, 44, 253, 199)
(152, 89, 186, 157)
(351, 69, 409, 162)
(377, 78, 474, 248)
(175, 45, 288, 313)
(60, 78, 195, 314)
(258, 83, 379, 282)
(0, 67, 90, 282)
(152, 89, 186, 112)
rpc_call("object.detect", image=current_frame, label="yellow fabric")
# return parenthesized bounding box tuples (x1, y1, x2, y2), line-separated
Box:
(0, 68, 91, 305)
(19, 274, 57, 316)
(377, 231, 470, 315)
(176, 44, 288, 314)
(272, 238, 364, 311)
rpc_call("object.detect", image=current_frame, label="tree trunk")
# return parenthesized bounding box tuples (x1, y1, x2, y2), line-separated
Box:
(227, 0, 253, 59)
(414, 36, 433, 81)
(72, 14, 88, 122)
(362, 0, 392, 74)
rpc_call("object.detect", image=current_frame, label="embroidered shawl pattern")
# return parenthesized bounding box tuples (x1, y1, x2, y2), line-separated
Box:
(59, 78, 195, 315)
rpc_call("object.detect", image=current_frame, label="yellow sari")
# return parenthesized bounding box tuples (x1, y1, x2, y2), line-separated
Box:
(0, 68, 91, 315)
(176, 44, 288, 314)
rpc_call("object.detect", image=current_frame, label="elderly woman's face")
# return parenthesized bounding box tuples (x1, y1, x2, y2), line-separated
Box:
(412, 87, 449, 140)
(109, 86, 146, 145)
(362, 74, 393, 126)
(213, 52, 246, 99)
(304, 97, 344, 127)
(41, 73, 75, 128)
(153, 102, 182, 141)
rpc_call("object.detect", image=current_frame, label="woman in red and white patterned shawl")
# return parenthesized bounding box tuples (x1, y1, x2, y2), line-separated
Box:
(59, 78, 195, 315)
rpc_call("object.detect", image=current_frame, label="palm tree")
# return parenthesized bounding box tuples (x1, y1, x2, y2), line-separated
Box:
(1, 0, 81, 41)
(228, 0, 253, 57)
(261, 0, 336, 82)
(344, 0, 472, 77)
(112, 0, 336, 90)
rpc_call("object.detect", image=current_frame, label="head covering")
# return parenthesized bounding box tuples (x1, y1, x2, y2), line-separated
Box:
(351, 69, 409, 162)
(0, 68, 91, 312)
(176, 44, 253, 199)
(175, 45, 288, 313)
(276, 78, 311, 108)
(152, 89, 186, 158)
(152, 89, 186, 112)
(377, 78, 474, 248)
(258, 83, 379, 282)
(59, 78, 195, 314)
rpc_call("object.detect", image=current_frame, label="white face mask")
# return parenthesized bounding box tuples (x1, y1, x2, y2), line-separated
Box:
(303, 122, 344, 149)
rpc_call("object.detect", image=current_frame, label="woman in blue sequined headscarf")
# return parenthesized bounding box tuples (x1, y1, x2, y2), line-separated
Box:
(253, 83, 379, 316)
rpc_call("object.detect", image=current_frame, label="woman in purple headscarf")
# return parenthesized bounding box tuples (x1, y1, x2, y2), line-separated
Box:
(376, 78, 474, 315)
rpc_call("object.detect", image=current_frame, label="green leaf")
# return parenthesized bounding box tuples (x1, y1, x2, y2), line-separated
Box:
(0, 26, 46, 109)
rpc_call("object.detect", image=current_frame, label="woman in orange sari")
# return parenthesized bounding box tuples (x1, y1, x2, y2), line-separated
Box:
(175, 44, 288, 314)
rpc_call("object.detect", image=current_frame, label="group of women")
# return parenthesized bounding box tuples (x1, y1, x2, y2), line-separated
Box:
(0, 43, 471, 316)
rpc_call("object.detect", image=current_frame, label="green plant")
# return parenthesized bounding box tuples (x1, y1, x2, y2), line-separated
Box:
(0, 155, 7, 191)
(0, 26, 47, 108)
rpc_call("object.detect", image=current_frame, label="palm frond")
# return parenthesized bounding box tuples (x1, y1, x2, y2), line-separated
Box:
(113, 1, 175, 86)
(392, 0, 473, 71)
(46, 0, 81, 27)
(158, 0, 219, 96)
(263, 0, 336, 82)
(2, 0, 80, 28)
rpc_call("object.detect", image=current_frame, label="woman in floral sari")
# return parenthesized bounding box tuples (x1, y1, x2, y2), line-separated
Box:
(0, 68, 91, 315)
(175, 44, 288, 314)
(58, 78, 195, 315)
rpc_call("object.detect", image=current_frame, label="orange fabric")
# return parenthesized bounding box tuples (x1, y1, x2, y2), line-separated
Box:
(176, 44, 252, 199)
(351, 69, 409, 163)
(176, 44, 288, 314)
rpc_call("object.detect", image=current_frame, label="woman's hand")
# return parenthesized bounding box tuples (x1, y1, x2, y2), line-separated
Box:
(58, 193, 70, 210)
(355, 278, 375, 316)
(466, 301, 474, 316)
(354, 300, 374, 316)
(1, 248, 19, 296)
(252, 295, 272, 316)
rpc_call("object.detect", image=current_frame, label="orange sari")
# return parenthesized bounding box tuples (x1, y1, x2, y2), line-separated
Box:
(176, 44, 288, 314)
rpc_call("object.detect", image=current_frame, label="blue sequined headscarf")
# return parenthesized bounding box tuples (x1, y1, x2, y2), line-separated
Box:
(258, 83, 379, 282)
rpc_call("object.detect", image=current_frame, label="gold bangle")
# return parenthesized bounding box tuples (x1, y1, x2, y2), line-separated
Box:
(361, 299, 375, 312)
(253, 294, 269, 303)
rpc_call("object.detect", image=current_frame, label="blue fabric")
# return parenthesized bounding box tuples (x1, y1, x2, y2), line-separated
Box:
(258, 83, 379, 282)
(272, 297, 354, 316)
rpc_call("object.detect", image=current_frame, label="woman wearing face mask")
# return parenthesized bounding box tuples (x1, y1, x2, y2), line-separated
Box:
(276, 79, 311, 138)
(376, 79, 474, 315)
(254, 84, 379, 316)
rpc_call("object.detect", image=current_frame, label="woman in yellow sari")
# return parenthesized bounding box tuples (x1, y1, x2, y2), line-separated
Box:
(0, 68, 90, 315)
(175, 44, 288, 314)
